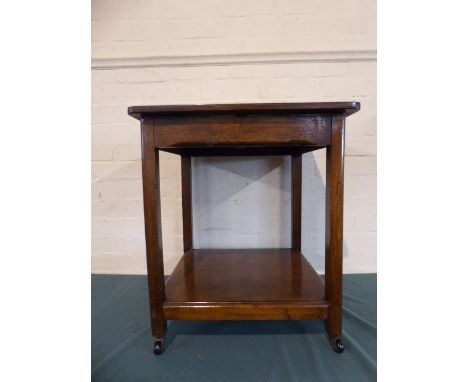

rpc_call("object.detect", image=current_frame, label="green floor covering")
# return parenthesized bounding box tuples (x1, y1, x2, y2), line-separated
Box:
(92, 274, 376, 381)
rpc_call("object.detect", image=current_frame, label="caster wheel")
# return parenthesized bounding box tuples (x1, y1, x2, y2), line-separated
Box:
(153, 341, 163, 355)
(330, 338, 344, 353)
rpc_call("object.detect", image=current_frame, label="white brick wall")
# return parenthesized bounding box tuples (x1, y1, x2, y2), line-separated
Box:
(91, 0, 376, 274)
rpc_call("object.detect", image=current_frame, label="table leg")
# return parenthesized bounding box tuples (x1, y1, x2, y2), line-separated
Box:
(291, 154, 302, 252)
(325, 115, 345, 353)
(141, 118, 167, 353)
(181, 156, 193, 252)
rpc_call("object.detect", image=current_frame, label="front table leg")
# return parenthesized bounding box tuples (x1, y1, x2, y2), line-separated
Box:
(141, 118, 167, 354)
(325, 115, 345, 353)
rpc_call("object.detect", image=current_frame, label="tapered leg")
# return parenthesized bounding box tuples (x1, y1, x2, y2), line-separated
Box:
(181, 156, 193, 252)
(140, 118, 167, 346)
(291, 154, 302, 251)
(325, 115, 345, 352)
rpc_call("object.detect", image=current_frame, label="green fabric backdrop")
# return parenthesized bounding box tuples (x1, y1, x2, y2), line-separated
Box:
(92, 274, 376, 381)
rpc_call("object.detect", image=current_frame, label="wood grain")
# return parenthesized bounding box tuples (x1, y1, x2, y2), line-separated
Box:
(153, 115, 331, 148)
(165, 249, 325, 303)
(164, 302, 329, 321)
(128, 101, 360, 119)
(325, 115, 345, 339)
(140, 118, 167, 340)
(129, 102, 358, 349)
(164, 249, 327, 321)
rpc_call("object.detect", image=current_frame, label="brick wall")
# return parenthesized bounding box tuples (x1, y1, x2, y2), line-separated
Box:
(91, 0, 376, 274)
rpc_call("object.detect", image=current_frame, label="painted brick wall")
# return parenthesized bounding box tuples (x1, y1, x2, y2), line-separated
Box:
(91, 0, 376, 274)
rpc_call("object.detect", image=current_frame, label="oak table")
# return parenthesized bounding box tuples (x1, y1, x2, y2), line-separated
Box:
(128, 102, 360, 355)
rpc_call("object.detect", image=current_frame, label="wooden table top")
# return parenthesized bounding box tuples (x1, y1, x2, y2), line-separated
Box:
(128, 101, 360, 120)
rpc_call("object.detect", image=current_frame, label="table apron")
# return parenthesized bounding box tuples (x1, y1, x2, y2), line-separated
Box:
(152, 115, 331, 148)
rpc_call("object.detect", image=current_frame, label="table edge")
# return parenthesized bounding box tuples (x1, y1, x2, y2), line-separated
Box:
(128, 101, 360, 120)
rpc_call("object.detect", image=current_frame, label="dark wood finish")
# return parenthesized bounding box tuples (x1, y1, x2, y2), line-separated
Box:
(160, 145, 323, 157)
(166, 249, 325, 303)
(181, 156, 193, 252)
(164, 302, 329, 321)
(164, 249, 327, 321)
(291, 154, 302, 251)
(128, 101, 360, 119)
(140, 118, 167, 340)
(325, 115, 346, 340)
(129, 102, 359, 353)
(153, 115, 330, 148)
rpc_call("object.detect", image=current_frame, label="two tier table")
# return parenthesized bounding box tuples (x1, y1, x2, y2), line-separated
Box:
(128, 102, 360, 354)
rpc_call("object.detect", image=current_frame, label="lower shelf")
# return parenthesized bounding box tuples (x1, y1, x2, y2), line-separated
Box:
(164, 249, 329, 321)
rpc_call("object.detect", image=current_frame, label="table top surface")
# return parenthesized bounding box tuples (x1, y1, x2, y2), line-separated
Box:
(128, 101, 360, 120)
